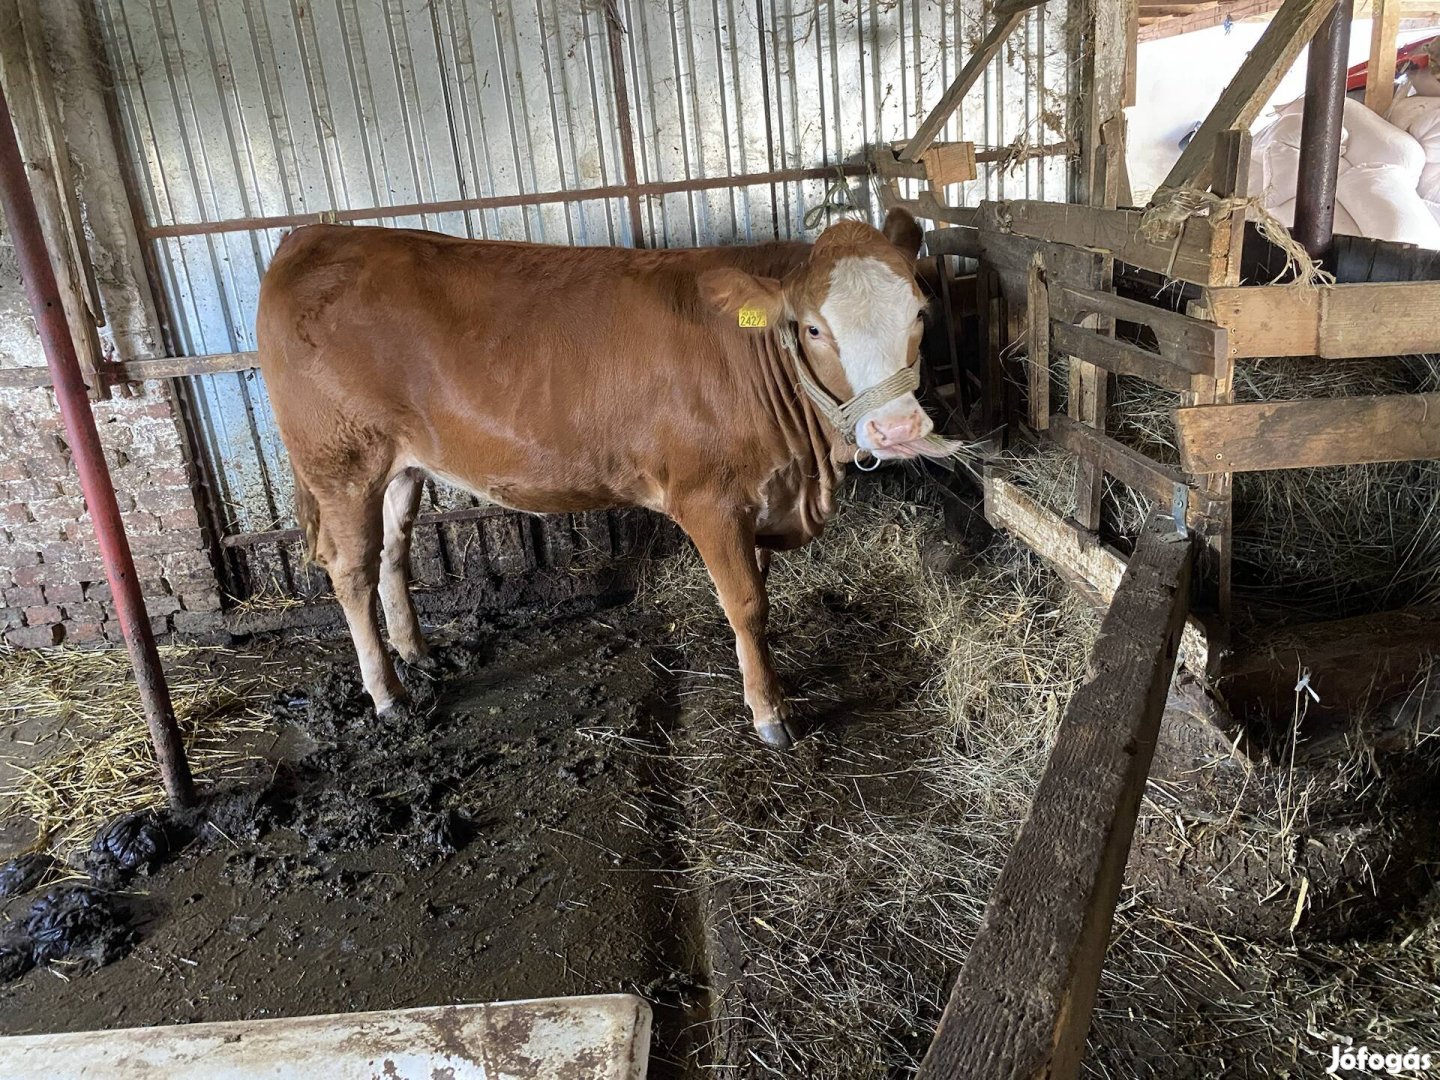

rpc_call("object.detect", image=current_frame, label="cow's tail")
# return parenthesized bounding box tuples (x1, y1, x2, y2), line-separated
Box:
(291, 462, 322, 564)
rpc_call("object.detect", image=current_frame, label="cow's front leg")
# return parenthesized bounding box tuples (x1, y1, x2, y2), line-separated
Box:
(680, 506, 796, 748)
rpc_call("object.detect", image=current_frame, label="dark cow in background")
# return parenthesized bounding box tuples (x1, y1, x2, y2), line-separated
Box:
(256, 208, 955, 747)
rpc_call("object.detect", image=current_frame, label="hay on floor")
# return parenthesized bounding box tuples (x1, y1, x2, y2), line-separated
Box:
(0, 646, 279, 855)
(633, 473, 1440, 1078)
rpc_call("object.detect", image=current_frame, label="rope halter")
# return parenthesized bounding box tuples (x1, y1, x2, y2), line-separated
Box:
(776, 323, 920, 448)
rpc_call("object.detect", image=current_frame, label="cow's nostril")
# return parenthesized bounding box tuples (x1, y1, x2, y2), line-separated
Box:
(866, 420, 886, 446)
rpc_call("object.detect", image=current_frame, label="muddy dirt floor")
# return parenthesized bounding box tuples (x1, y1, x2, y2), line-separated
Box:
(0, 475, 1438, 1078)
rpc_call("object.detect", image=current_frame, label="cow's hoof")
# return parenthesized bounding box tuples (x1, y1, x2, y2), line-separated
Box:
(755, 717, 799, 749)
(399, 651, 440, 675)
(375, 689, 412, 720)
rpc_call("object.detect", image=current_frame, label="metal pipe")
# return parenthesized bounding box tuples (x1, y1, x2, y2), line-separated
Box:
(0, 81, 196, 808)
(1293, 0, 1354, 260)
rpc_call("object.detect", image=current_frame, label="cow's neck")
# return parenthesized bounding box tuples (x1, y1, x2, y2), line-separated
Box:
(748, 323, 845, 540)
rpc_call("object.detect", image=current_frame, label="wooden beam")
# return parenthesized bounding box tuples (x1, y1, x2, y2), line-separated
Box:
(1126, 0, 1141, 108)
(1200, 282, 1440, 359)
(1222, 604, 1440, 721)
(990, 200, 1227, 285)
(984, 473, 1211, 671)
(1174, 393, 1440, 472)
(1052, 321, 1208, 390)
(900, 0, 1045, 162)
(221, 504, 511, 549)
(1047, 413, 1225, 528)
(0, 350, 260, 389)
(1365, 0, 1402, 114)
(1156, 0, 1340, 193)
(917, 520, 1194, 1079)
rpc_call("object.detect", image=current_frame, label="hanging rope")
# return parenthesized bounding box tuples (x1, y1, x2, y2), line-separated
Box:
(803, 167, 861, 230)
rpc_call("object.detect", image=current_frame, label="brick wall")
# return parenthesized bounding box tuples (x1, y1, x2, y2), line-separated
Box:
(0, 222, 223, 648)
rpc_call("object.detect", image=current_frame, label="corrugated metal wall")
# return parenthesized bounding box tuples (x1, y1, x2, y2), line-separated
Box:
(91, 0, 1073, 599)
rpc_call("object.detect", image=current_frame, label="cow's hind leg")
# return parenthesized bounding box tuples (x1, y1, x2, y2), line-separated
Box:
(680, 505, 796, 749)
(379, 467, 428, 664)
(312, 485, 405, 715)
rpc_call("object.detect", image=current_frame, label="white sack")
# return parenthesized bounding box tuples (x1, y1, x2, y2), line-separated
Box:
(1336, 163, 1440, 247)
(1387, 94, 1440, 202)
(1341, 97, 1427, 177)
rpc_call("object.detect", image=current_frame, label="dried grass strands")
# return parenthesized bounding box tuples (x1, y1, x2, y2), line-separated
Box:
(0, 646, 278, 854)
(635, 475, 1440, 1077)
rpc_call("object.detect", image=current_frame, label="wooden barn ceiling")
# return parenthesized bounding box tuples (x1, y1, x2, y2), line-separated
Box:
(1139, 0, 1440, 41)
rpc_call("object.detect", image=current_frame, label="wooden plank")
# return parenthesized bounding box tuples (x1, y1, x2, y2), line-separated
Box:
(990, 200, 1224, 285)
(1201, 282, 1440, 359)
(925, 225, 981, 259)
(1157, 0, 1339, 193)
(1028, 256, 1051, 431)
(1052, 282, 1228, 366)
(1047, 413, 1224, 528)
(978, 266, 1007, 435)
(0, 350, 260, 389)
(222, 504, 513, 549)
(1174, 393, 1440, 472)
(917, 520, 1194, 1079)
(1052, 321, 1205, 390)
(120, 352, 260, 380)
(1364, 0, 1402, 114)
(984, 473, 1211, 672)
(1222, 604, 1440, 722)
(900, 0, 1045, 161)
(924, 142, 979, 186)
(1208, 129, 1252, 287)
(886, 188, 980, 225)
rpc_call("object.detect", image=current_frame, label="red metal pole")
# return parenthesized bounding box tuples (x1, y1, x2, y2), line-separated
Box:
(0, 80, 195, 807)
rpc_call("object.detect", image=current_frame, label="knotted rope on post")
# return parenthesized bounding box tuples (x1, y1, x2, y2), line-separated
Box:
(1140, 186, 1334, 287)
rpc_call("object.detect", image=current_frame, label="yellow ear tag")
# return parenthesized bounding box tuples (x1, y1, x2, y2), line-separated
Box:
(738, 306, 768, 329)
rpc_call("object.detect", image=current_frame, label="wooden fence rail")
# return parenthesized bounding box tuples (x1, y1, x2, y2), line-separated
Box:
(917, 520, 1194, 1079)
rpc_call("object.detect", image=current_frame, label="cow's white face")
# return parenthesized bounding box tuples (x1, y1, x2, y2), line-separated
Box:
(798, 255, 931, 458)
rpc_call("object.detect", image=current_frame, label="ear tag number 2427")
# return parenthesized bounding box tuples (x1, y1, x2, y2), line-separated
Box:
(738, 307, 768, 329)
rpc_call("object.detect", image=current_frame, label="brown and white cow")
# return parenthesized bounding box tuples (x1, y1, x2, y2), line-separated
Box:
(256, 209, 954, 747)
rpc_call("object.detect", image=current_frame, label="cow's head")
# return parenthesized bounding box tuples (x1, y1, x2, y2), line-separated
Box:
(702, 209, 937, 460)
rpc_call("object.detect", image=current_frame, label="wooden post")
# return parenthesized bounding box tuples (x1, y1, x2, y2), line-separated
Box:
(916, 522, 1194, 1079)
(0, 0, 110, 398)
(1364, 0, 1401, 115)
(978, 266, 1008, 437)
(1183, 131, 1248, 627)
(1027, 254, 1050, 431)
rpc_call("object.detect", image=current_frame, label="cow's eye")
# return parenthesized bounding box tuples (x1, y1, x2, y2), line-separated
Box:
(807, 325, 821, 338)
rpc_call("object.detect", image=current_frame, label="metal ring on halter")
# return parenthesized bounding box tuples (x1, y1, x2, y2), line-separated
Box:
(853, 447, 882, 472)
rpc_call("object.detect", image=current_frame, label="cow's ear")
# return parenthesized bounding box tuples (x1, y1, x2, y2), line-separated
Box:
(882, 207, 922, 262)
(698, 268, 787, 326)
